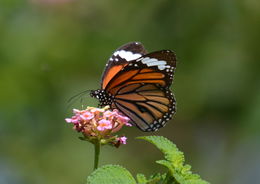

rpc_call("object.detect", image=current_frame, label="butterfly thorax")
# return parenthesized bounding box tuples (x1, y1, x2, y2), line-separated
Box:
(90, 89, 114, 107)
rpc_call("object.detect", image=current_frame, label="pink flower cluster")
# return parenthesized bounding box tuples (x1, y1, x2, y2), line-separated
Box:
(65, 106, 131, 146)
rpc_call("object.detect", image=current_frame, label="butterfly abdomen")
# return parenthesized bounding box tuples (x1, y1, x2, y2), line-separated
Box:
(90, 89, 114, 107)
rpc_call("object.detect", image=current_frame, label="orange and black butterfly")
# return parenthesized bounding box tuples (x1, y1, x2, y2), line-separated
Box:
(90, 42, 177, 132)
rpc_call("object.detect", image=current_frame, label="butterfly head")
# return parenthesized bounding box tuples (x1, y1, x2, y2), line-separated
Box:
(90, 89, 114, 107)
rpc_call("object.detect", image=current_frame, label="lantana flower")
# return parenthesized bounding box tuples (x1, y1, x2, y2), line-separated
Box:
(117, 136, 127, 144)
(97, 119, 112, 131)
(65, 106, 131, 147)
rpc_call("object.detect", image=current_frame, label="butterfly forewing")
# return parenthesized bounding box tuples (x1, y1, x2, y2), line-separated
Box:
(101, 42, 147, 89)
(135, 50, 176, 86)
(104, 50, 176, 92)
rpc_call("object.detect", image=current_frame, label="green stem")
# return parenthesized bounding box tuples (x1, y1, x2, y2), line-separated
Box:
(163, 171, 178, 184)
(94, 139, 101, 170)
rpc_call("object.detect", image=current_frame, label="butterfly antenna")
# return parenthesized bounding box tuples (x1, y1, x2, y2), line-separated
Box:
(66, 89, 91, 110)
(67, 89, 91, 104)
(80, 96, 85, 109)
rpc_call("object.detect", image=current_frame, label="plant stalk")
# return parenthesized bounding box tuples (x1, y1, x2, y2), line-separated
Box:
(94, 139, 101, 170)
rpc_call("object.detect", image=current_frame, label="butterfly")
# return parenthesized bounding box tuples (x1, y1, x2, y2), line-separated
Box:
(90, 42, 177, 132)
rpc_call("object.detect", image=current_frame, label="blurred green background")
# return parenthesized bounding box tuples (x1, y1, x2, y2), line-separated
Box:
(1, 0, 260, 183)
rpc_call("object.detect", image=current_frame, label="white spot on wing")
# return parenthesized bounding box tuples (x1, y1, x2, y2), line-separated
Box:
(158, 65, 166, 70)
(146, 60, 166, 66)
(113, 50, 141, 61)
(142, 58, 157, 64)
(140, 57, 169, 70)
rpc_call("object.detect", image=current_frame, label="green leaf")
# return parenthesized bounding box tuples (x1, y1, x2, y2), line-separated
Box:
(147, 173, 166, 184)
(136, 174, 147, 184)
(87, 165, 136, 184)
(137, 172, 167, 184)
(137, 136, 210, 184)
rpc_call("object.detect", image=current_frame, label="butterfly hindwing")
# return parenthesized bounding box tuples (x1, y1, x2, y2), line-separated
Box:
(114, 83, 176, 131)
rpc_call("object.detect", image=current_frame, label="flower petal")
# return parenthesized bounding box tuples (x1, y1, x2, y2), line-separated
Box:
(118, 136, 127, 144)
(97, 119, 112, 131)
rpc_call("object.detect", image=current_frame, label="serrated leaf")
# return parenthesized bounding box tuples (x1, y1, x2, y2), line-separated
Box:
(87, 165, 136, 184)
(156, 160, 173, 171)
(136, 174, 147, 184)
(137, 172, 166, 184)
(137, 136, 184, 167)
(147, 173, 165, 184)
(137, 136, 210, 184)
